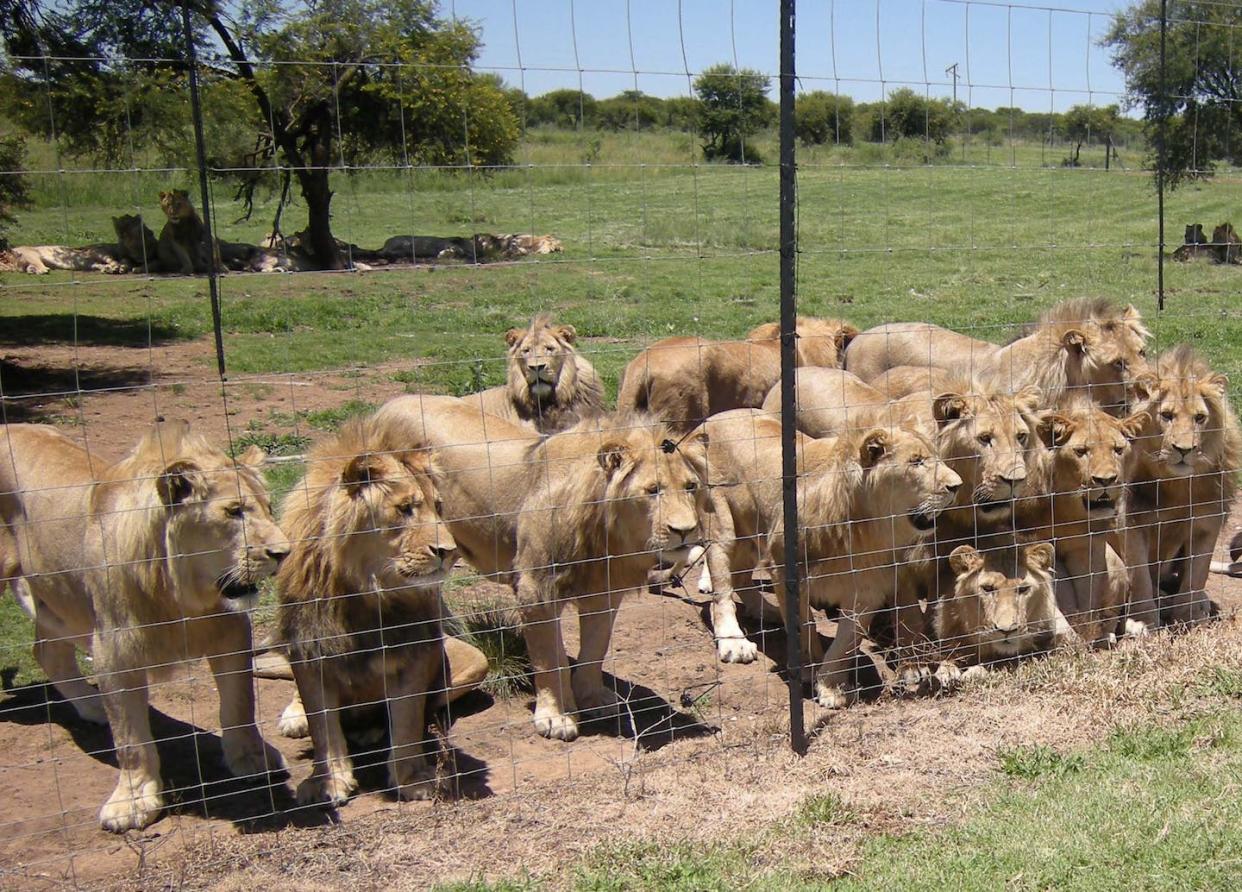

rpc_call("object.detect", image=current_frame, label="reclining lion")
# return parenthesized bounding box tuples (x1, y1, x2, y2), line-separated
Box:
(273, 418, 470, 806)
(458, 314, 605, 435)
(0, 421, 289, 832)
(373, 394, 711, 741)
(617, 317, 859, 432)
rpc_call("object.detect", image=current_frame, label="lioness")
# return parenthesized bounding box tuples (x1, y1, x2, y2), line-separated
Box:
(112, 214, 162, 272)
(617, 317, 859, 432)
(157, 189, 213, 274)
(845, 299, 1151, 412)
(1123, 346, 1241, 627)
(697, 409, 962, 707)
(760, 367, 887, 438)
(933, 541, 1062, 682)
(373, 394, 711, 741)
(1, 243, 129, 274)
(0, 422, 288, 832)
(275, 419, 462, 806)
(458, 314, 605, 435)
(1016, 397, 1146, 642)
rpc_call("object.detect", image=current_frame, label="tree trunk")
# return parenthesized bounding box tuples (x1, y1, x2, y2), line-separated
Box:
(295, 104, 344, 271)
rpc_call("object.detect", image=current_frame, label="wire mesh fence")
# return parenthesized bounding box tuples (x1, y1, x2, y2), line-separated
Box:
(0, 0, 1240, 886)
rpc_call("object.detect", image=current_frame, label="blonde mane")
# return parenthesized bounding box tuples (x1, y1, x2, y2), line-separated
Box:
(505, 313, 605, 429)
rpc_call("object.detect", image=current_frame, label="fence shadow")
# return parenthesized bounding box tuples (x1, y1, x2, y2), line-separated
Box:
(0, 358, 155, 423)
(0, 314, 187, 348)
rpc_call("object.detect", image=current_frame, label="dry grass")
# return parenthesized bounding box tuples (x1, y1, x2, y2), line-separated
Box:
(160, 616, 1242, 892)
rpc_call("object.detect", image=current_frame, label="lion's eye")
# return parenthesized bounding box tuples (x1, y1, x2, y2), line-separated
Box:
(977, 434, 993, 447)
(910, 456, 925, 467)
(1138, 348, 1148, 358)
(684, 481, 697, 492)
(397, 501, 415, 516)
(1114, 445, 1125, 456)
(1160, 410, 1175, 421)
(1074, 446, 1089, 458)
(225, 503, 244, 518)
(1015, 431, 1029, 446)
(434, 500, 445, 515)
(646, 484, 660, 495)
(1016, 585, 1031, 597)
(1194, 412, 1208, 425)
(981, 584, 997, 594)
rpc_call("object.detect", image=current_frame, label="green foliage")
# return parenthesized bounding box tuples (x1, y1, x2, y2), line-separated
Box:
(0, 133, 31, 247)
(693, 63, 772, 163)
(1104, 1, 1242, 186)
(229, 431, 312, 458)
(794, 90, 853, 145)
(997, 744, 1085, 778)
(596, 90, 664, 132)
(449, 600, 531, 700)
(793, 792, 855, 826)
(527, 88, 597, 130)
(861, 88, 956, 147)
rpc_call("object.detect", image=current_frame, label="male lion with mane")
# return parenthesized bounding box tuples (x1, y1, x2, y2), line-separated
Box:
(458, 314, 605, 435)
(274, 419, 466, 806)
(373, 394, 711, 741)
(0, 421, 288, 832)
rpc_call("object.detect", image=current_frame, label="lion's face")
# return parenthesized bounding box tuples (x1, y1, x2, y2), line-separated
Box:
(597, 430, 709, 563)
(933, 387, 1041, 518)
(506, 320, 578, 403)
(1042, 406, 1145, 519)
(329, 450, 458, 590)
(1063, 306, 1150, 407)
(947, 542, 1055, 656)
(859, 425, 962, 533)
(159, 189, 195, 222)
(112, 214, 152, 257)
(1132, 363, 1229, 478)
(158, 447, 289, 613)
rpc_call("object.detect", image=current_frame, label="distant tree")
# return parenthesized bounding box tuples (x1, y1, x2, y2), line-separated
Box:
(596, 90, 663, 131)
(1063, 104, 1123, 167)
(794, 91, 853, 145)
(1104, 0, 1242, 185)
(868, 88, 954, 144)
(661, 96, 701, 132)
(0, 134, 32, 249)
(527, 89, 597, 129)
(693, 63, 771, 162)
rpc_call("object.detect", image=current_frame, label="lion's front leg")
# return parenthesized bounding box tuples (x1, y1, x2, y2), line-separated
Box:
(1169, 522, 1222, 624)
(30, 601, 105, 724)
(814, 613, 859, 710)
(204, 613, 286, 780)
(291, 657, 356, 806)
(572, 592, 623, 721)
(97, 665, 164, 833)
(706, 540, 759, 664)
(518, 579, 577, 741)
(387, 647, 441, 801)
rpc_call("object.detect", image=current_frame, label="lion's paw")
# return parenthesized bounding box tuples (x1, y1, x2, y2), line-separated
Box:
(297, 771, 356, 807)
(99, 776, 163, 833)
(533, 710, 580, 741)
(896, 663, 932, 696)
(717, 636, 758, 664)
(934, 661, 963, 689)
(1123, 619, 1152, 639)
(223, 730, 287, 779)
(391, 760, 436, 801)
(277, 699, 309, 738)
(576, 685, 624, 721)
(814, 682, 850, 710)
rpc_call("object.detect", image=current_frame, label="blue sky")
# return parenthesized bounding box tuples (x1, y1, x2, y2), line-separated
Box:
(449, 0, 1131, 113)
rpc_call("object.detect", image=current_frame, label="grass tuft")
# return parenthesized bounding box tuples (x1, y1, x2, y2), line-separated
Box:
(997, 744, 1085, 779)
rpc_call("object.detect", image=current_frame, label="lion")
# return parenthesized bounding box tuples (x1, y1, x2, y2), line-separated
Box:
(1210, 529, 1242, 576)
(458, 314, 605, 435)
(498, 234, 563, 256)
(1016, 396, 1147, 642)
(372, 394, 712, 741)
(933, 541, 1063, 683)
(112, 214, 162, 272)
(869, 365, 956, 399)
(273, 418, 471, 806)
(1, 243, 129, 274)
(696, 408, 961, 707)
(759, 367, 887, 439)
(157, 189, 214, 274)
(844, 299, 1151, 413)
(1122, 346, 1241, 628)
(617, 317, 860, 433)
(0, 421, 289, 832)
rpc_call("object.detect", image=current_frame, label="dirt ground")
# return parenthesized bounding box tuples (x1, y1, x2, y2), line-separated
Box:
(2, 335, 1242, 890)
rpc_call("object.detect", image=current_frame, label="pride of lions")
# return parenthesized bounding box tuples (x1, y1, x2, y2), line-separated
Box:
(2, 299, 1240, 833)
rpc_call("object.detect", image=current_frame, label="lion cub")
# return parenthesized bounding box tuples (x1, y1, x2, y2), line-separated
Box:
(276, 420, 459, 805)
(934, 541, 1067, 685)
(157, 189, 214, 274)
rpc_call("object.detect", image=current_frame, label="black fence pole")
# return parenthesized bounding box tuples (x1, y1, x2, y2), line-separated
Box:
(779, 0, 806, 756)
(1157, 0, 1167, 312)
(181, 5, 227, 379)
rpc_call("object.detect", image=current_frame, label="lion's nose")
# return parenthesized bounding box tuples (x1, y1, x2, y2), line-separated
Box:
(1091, 473, 1117, 488)
(944, 481, 960, 495)
(667, 521, 698, 542)
(265, 545, 290, 564)
(428, 544, 458, 566)
(527, 361, 548, 372)
(999, 466, 1025, 485)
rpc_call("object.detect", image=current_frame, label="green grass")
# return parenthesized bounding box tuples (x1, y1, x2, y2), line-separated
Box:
(439, 709, 1242, 891)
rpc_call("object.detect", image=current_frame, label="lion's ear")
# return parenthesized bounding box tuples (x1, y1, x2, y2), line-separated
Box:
(237, 444, 267, 468)
(1061, 329, 1087, 354)
(1038, 412, 1074, 448)
(597, 439, 634, 478)
(859, 429, 890, 468)
(1025, 542, 1055, 573)
(932, 392, 970, 425)
(1119, 411, 1149, 441)
(949, 545, 984, 578)
(1204, 372, 1229, 399)
(554, 324, 577, 344)
(504, 328, 525, 348)
(1131, 371, 1158, 401)
(835, 323, 860, 353)
(158, 460, 201, 507)
(1014, 385, 1043, 414)
(341, 454, 386, 492)
(679, 430, 711, 479)
(1123, 304, 1142, 322)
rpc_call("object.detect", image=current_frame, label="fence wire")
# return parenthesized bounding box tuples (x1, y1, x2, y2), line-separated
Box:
(0, 0, 1240, 887)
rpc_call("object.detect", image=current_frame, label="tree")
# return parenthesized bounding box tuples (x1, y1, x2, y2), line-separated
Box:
(0, 1, 519, 269)
(0, 134, 32, 249)
(526, 89, 596, 129)
(595, 90, 663, 132)
(794, 91, 853, 145)
(1104, 1, 1242, 186)
(867, 88, 954, 144)
(693, 63, 771, 162)
(1063, 104, 1123, 167)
